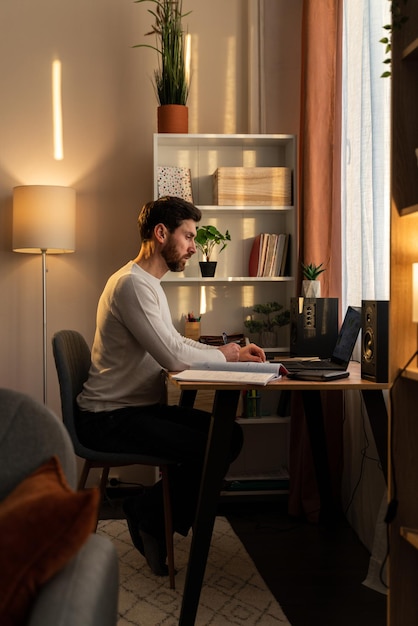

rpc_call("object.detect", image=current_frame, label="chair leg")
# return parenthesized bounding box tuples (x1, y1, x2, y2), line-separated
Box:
(93, 466, 110, 531)
(161, 465, 175, 589)
(78, 460, 91, 490)
(99, 466, 110, 497)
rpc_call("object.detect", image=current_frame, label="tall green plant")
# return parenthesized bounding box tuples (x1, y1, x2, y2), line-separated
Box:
(134, 0, 191, 105)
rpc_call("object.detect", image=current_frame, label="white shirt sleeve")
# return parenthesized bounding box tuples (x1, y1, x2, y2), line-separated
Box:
(114, 267, 226, 372)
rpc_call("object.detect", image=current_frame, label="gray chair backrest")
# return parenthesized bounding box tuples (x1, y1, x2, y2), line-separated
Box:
(0, 388, 76, 499)
(52, 330, 92, 458)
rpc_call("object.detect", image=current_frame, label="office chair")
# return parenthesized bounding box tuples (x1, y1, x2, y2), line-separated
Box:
(52, 329, 176, 589)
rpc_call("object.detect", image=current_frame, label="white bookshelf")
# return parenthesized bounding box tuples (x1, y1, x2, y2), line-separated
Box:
(154, 133, 297, 493)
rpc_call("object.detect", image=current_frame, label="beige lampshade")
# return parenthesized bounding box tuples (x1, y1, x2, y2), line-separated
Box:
(13, 185, 76, 253)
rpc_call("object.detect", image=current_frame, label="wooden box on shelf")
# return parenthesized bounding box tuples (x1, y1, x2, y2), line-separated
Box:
(213, 167, 292, 206)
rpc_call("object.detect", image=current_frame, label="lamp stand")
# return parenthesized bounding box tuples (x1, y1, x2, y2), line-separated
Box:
(42, 249, 47, 405)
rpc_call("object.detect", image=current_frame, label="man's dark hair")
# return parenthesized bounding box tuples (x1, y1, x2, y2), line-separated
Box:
(138, 196, 202, 241)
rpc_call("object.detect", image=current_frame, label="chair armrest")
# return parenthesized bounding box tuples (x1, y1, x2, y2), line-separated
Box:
(28, 535, 119, 626)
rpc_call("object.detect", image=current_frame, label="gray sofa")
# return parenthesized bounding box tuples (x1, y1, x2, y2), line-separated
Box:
(0, 388, 119, 626)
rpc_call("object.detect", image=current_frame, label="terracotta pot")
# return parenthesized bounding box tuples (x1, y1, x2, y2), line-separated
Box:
(157, 105, 188, 134)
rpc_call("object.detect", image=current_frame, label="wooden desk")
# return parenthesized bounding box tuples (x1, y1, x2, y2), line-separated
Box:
(168, 361, 390, 626)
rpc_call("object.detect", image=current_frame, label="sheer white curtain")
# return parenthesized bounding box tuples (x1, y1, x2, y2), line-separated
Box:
(341, 0, 390, 592)
(341, 0, 391, 312)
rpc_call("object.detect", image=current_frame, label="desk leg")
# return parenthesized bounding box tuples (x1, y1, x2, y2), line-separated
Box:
(301, 390, 336, 523)
(179, 389, 198, 409)
(360, 390, 388, 483)
(179, 389, 240, 626)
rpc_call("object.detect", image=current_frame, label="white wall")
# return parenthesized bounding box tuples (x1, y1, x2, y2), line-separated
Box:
(0, 0, 301, 418)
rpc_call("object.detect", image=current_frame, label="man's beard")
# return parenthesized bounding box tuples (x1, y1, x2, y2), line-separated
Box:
(161, 238, 189, 272)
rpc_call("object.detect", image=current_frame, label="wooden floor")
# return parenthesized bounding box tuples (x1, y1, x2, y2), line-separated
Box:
(220, 497, 387, 626)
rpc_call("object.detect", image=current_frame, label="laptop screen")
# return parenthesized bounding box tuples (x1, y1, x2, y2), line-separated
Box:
(332, 306, 361, 366)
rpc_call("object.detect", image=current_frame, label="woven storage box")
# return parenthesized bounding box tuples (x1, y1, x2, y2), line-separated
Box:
(213, 167, 291, 206)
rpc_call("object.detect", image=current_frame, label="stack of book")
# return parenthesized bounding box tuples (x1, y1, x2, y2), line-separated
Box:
(248, 233, 289, 277)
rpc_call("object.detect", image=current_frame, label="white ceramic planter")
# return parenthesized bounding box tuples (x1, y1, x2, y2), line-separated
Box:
(302, 280, 321, 298)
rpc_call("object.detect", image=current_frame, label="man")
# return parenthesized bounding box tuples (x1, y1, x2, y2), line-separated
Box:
(77, 196, 265, 576)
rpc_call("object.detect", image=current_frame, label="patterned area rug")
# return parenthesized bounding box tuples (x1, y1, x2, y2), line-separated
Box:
(97, 516, 291, 625)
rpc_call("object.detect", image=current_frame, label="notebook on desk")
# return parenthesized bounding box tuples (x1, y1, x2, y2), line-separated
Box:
(280, 305, 361, 378)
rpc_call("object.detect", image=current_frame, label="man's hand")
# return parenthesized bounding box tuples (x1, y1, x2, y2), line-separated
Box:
(218, 342, 266, 363)
(238, 343, 266, 362)
(218, 342, 241, 361)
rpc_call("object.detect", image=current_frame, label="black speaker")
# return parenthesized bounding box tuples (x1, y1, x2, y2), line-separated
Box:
(290, 297, 339, 358)
(361, 300, 389, 382)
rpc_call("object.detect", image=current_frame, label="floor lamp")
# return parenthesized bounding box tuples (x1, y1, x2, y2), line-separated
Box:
(13, 185, 76, 404)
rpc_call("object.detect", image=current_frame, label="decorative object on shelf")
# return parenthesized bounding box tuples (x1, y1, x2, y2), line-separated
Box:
(301, 262, 326, 298)
(157, 166, 193, 200)
(195, 225, 231, 277)
(244, 302, 290, 348)
(134, 0, 191, 133)
(213, 167, 292, 206)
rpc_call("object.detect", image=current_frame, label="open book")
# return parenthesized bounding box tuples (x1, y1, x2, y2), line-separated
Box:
(172, 361, 286, 386)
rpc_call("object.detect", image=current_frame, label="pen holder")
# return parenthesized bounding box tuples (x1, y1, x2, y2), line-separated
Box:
(244, 390, 261, 418)
(185, 321, 201, 341)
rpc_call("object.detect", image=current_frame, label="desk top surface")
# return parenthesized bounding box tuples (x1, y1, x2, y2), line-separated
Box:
(168, 361, 390, 391)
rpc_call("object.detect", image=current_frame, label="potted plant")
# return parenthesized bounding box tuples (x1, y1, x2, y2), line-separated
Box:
(301, 262, 326, 297)
(134, 0, 191, 132)
(195, 225, 231, 277)
(244, 302, 290, 347)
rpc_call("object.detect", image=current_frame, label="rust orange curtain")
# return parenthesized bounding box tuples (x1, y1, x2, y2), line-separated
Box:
(289, 0, 344, 522)
(297, 0, 342, 297)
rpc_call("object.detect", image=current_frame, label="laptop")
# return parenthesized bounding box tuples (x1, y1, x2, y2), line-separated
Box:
(280, 305, 361, 378)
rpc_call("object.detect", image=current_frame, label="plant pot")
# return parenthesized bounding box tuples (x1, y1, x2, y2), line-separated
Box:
(199, 261, 217, 277)
(302, 280, 321, 298)
(247, 332, 260, 345)
(157, 105, 188, 133)
(260, 331, 276, 348)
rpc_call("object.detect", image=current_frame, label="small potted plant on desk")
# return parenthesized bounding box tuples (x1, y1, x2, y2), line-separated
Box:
(195, 225, 231, 277)
(301, 262, 326, 298)
(244, 302, 290, 348)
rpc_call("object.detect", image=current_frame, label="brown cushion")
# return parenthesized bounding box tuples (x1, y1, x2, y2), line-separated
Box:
(0, 455, 100, 626)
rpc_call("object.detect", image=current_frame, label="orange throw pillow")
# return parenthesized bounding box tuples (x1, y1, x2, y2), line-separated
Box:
(0, 455, 100, 626)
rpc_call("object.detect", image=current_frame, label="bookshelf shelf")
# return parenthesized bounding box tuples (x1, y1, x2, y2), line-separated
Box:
(162, 275, 294, 283)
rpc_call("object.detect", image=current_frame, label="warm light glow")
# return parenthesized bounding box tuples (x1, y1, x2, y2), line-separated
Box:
(12, 185, 76, 254)
(413, 264, 418, 322)
(52, 60, 64, 160)
(223, 36, 237, 133)
(185, 34, 191, 90)
(199, 285, 207, 316)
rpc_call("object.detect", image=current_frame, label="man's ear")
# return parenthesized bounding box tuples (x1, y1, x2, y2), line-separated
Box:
(154, 223, 167, 243)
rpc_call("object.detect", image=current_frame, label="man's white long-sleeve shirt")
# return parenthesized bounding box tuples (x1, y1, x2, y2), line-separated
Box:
(78, 261, 225, 411)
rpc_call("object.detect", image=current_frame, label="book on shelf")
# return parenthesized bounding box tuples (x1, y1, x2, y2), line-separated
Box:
(172, 361, 287, 386)
(248, 233, 289, 277)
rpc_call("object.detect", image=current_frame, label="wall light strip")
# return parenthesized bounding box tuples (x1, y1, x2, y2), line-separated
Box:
(52, 60, 64, 160)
